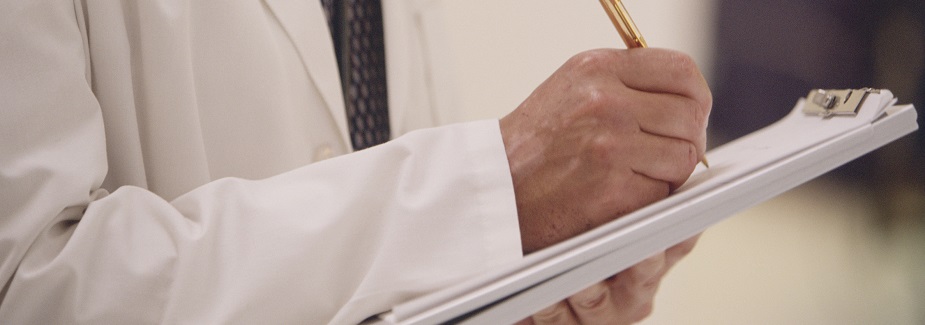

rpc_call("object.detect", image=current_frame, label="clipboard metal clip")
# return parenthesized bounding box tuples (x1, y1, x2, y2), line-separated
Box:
(803, 88, 880, 118)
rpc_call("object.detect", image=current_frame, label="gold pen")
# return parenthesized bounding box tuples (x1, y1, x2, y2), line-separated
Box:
(598, 0, 710, 168)
(599, 0, 647, 48)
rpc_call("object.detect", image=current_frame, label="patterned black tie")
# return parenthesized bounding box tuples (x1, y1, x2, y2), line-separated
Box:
(321, 0, 391, 150)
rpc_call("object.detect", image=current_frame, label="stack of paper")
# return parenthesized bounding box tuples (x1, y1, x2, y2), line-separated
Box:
(372, 89, 919, 325)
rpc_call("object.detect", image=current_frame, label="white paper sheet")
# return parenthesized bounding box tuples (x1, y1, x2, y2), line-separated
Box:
(371, 90, 918, 325)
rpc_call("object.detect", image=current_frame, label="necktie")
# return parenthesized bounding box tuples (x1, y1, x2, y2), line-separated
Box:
(321, 0, 392, 150)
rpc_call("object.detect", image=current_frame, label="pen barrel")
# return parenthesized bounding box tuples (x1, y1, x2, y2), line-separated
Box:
(599, 0, 647, 48)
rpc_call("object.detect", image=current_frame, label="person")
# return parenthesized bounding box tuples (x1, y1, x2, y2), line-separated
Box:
(0, 1, 710, 324)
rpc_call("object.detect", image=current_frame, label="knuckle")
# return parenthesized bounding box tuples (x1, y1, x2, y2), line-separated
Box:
(578, 88, 637, 131)
(570, 283, 611, 310)
(583, 88, 634, 125)
(533, 302, 571, 323)
(570, 49, 616, 71)
(585, 135, 618, 164)
(582, 86, 611, 112)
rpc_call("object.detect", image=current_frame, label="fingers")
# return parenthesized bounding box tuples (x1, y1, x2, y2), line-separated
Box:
(561, 48, 711, 118)
(501, 48, 712, 253)
(617, 49, 712, 165)
(528, 282, 621, 325)
(523, 238, 700, 325)
(621, 252, 667, 288)
(610, 252, 667, 322)
(568, 50, 709, 175)
(623, 89, 708, 158)
(568, 282, 621, 325)
(527, 252, 670, 325)
(531, 301, 578, 325)
(585, 125, 697, 193)
(611, 49, 713, 118)
(626, 134, 698, 190)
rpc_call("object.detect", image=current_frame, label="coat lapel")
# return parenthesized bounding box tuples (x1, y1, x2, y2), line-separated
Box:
(263, 0, 352, 148)
(382, 0, 414, 137)
(385, 0, 459, 133)
(263, 0, 431, 145)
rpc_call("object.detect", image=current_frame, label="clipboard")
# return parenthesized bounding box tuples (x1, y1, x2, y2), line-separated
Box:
(371, 88, 919, 325)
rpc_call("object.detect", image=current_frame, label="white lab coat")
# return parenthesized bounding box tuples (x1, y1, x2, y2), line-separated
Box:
(0, 0, 522, 324)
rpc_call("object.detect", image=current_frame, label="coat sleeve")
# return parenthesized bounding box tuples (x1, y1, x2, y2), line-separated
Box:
(0, 1, 523, 324)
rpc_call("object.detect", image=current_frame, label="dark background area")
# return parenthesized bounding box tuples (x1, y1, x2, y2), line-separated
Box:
(711, 0, 925, 223)
(710, 2, 924, 322)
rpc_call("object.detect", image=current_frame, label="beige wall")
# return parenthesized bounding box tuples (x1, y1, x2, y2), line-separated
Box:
(442, 0, 717, 121)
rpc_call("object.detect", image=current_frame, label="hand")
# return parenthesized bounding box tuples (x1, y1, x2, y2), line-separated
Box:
(500, 48, 711, 253)
(515, 235, 701, 325)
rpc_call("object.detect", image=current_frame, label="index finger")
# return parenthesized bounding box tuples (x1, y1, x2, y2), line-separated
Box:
(610, 48, 713, 121)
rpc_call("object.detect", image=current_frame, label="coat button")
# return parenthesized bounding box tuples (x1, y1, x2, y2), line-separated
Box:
(314, 145, 334, 161)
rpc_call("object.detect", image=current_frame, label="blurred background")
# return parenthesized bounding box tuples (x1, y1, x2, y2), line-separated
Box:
(438, 1, 924, 323)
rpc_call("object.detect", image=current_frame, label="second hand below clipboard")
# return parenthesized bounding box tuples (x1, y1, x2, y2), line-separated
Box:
(598, 0, 710, 168)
